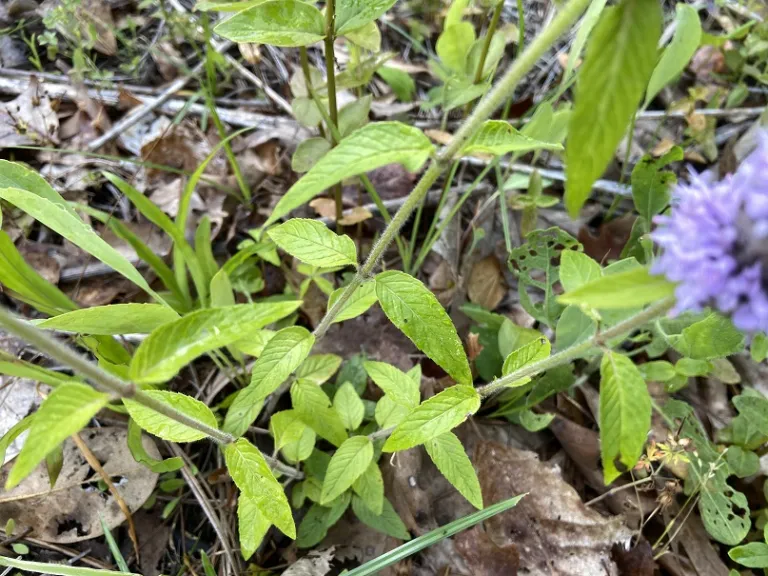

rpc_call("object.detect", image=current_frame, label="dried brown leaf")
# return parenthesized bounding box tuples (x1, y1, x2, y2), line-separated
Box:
(467, 255, 506, 311)
(0, 77, 59, 148)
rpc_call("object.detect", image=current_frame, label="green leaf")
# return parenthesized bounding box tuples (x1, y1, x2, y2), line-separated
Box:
(344, 20, 382, 52)
(0, 556, 141, 576)
(375, 395, 410, 429)
(733, 394, 768, 437)
(559, 251, 601, 293)
(0, 187, 164, 304)
(0, 414, 34, 466)
(461, 121, 563, 157)
(352, 461, 384, 515)
(333, 383, 365, 430)
(224, 438, 295, 538)
(364, 360, 420, 409)
(127, 420, 183, 473)
(673, 313, 745, 360)
(425, 432, 482, 509)
(517, 409, 555, 432)
(214, 0, 325, 46)
(269, 219, 357, 268)
(238, 494, 271, 560)
(320, 436, 373, 504)
(281, 425, 316, 463)
(674, 357, 711, 377)
(336, 0, 395, 34)
(729, 542, 768, 568)
(292, 138, 332, 173)
(565, 0, 662, 216)
(497, 319, 542, 359)
(501, 336, 551, 387)
(124, 390, 218, 442)
(297, 354, 343, 384)
(270, 410, 311, 450)
(558, 266, 675, 309)
(224, 326, 314, 436)
(376, 67, 415, 102)
(752, 333, 768, 363)
(266, 122, 433, 226)
(376, 271, 471, 385)
(383, 385, 480, 452)
(726, 446, 759, 478)
(291, 380, 348, 447)
(296, 503, 330, 548)
(352, 496, 410, 540)
(638, 360, 675, 382)
(0, 350, 79, 388)
(436, 22, 475, 73)
(196, 0, 267, 11)
(630, 147, 683, 222)
(327, 282, 378, 323)
(130, 302, 300, 384)
(555, 305, 596, 351)
(339, 95, 372, 138)
(36, 304, 179, 335)
(559, 0, 608, 92)
(700, 484, 750, 545)
(7, 383, 109, 489)
(599, 351, 651, 484)
(644, 4, 702, 107)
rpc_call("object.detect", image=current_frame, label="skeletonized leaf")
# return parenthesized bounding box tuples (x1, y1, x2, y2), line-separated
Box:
(238, 494, 271, 560)
(7, 383, 109, 489)
(327, 281, 378, 323)
(333, 382, 365, 430)
(129, 302, 301, 384)
(124, 390, 218, 443)
(462, 120, 563, 157)
(266, 123, 433, 225)
(565, 0, 662, 216)
(36, 304, 179, 335)
(364, 360, 420, 409)
(352, 460, 384, 514)
(376, 271, 471, 385)
(320, 436, 373, 504)
(383, 385, 480, 452)
(214, 0, 325, 46)
(501, 336, 551, 387)
(268, 219, 357, 268)
(224, 326, 314, 436)
(425, 432, 483, 509)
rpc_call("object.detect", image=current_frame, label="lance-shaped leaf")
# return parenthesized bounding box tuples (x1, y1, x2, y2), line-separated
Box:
(36, 304, 180, 335)
(336, 0, 396, 34)
(461, 121, 563, 157)
(320, 436, 373, 504)
(214, 0, 325, 47)
(425, 432, 482, 509)
(327, 282, 378, 323)
(268, 219, 357, 268)
(238, 495, 271, 560)
(124, 390, 219, 443)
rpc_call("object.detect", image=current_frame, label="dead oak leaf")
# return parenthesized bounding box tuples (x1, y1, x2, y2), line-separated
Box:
(467, 255, 506, 311)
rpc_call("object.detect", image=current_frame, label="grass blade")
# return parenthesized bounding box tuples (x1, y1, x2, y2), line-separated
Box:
(0, 556, 140, 576)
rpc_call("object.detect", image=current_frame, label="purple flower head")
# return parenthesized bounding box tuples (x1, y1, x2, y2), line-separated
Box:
(651, 133, 768, 333)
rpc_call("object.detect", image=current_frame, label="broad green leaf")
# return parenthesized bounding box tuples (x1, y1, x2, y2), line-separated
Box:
(599, 351, 651, 483)
(445, 0, 469, 29)
(0, 187, 164, 303)
(130, 302, 300, 384)
(565, 0, 662, 216)
(296, 354, 343, 384)
(467, 31, 506, 80)
(327, 282, 378, 323)
(726, 446, 759, 478)
(292, 138, 332, 173)
(364, 360, 420, 409)
(558, 266, 675, 309)
(375, 395, 410, 429)
(383, 385, 480, 452)
(127, 420, 183, 473)
(425, 432, 482, 509)
(352, 461, 384, 515)
(339, 95, 372, 138)
(638, 360, 675, 382)
(461, 121, 563, 157)
(352, 496, 410, 540)
(644, 4, 702, 107)
(673, 313, 745, 360)
(224, 326, 314, 436)
(555, 305, 596, 351)
(214, 0, 325, 46)
(559, 251, 601, 293)
(700, 485, 750, 545)
(336, 51, 394, 90)
(733, 395, 768, 437)
(752, 333, 768, 363)
(36, 304, 179, 335)
(517, 409, 555, 432)
(7, 383, 109, 489)
(376, 66, 415, 101)
(291, 379, 348, 447)
(281, 425, 316, 463)
(436, 22, 475, 73)
(497, 319, 542, 359)
(376, 271, 471, 385)
(344, 20, 382, 52)
(501, 336, 551, 387)
(233, 329, 276, 358)
(224, 438, 295, 538)
(124, 390, 218, 443)
(336, 0, 396, 34)
(334, 382, 365, 430)
(320, 436, 373, 504)
(630, 147, 683, 222)
(270, 410, 311, 450)
(296, 503, 331, 548)
(266, 123, 433, 226)
(559, 0, 608, 92)
(269, 219, 357, 268)
(238, 494, 271, 560)
(729, 543, 768, 568)
(675, 357, 711, 377)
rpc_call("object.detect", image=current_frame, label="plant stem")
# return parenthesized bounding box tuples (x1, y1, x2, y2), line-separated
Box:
(516, 0, 525, 57)
(324, 0, 343, 222)
(313, 0, 592, 339)
(0, 305, 303, 479)
(473, 1, 504, 86)
(477, 297, 675, 397)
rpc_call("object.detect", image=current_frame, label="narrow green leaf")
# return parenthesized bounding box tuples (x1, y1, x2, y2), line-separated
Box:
(383, 385, 480, 452)
(501, 336, 551, 387)
(320, 436, 374, 504)
(425, 432, 482, 509)
(729, 542, 768, 568)
(352, 461, 384, 515)
(0, 350, 79, 388)
(352, 496, 410, 540)
(334, 382, 365, 430)
(0, 556, 140, 576)
(214, 0, 325, 46)
(224, 438, 295, 538)
(461, 120, 563, 157)
(599, 351, 651, 483)
(127, 419, 183, 473)
(376, 271, 471, 385)
(0, 161, 79, 215)
(364, 360, 420, 409)
(224, 326, 314, 436)
(565, 0, 662, 216)
(644, 4, 702, 107)
(291, 380, 348, 447)
(238, 494, 271, 560)
(558, 266, 675, 309)
(130, 302, 301, 384)
(7, 383, 109, 489)
(336, 0, 396, 34)
(559, 251, 601, 293)
(268, 219, 357, 268)
(266, 123, 433, 226)
(124, 390, 218, 443)
(327, 282, 378, 323)
(296, 354, 343, 385)
(36, 304, 179, 335)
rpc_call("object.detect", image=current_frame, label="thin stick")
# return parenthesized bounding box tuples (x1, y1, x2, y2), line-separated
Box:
(323, 0, 344, 222)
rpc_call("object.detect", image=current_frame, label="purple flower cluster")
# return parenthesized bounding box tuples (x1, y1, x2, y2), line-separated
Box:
(652, 134, 768, 333)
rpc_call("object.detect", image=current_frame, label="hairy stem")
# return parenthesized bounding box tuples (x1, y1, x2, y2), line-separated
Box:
(312, 0, 593, 339)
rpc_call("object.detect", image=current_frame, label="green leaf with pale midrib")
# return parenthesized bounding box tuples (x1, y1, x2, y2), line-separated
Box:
(214, 0, 325, 47)
(124, 390, 218, 442)
(462, 120, 563, 157)
(327, 282, 378, 323)
(333, 382, 365, 430)
(238, 494, 271, 560)
(265, 122, 433, 226)
(425, 432, 483, 509)
(501, 336, 551, 387)
(558, 266, 675, 309)
(352, 460, 384, 515)
(364, 360, 420, 409)
(268, 219, 357, 268)
(36, 304, 180, 335)
(320, 436, 374, 504)
(291, 380, 348, 447)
